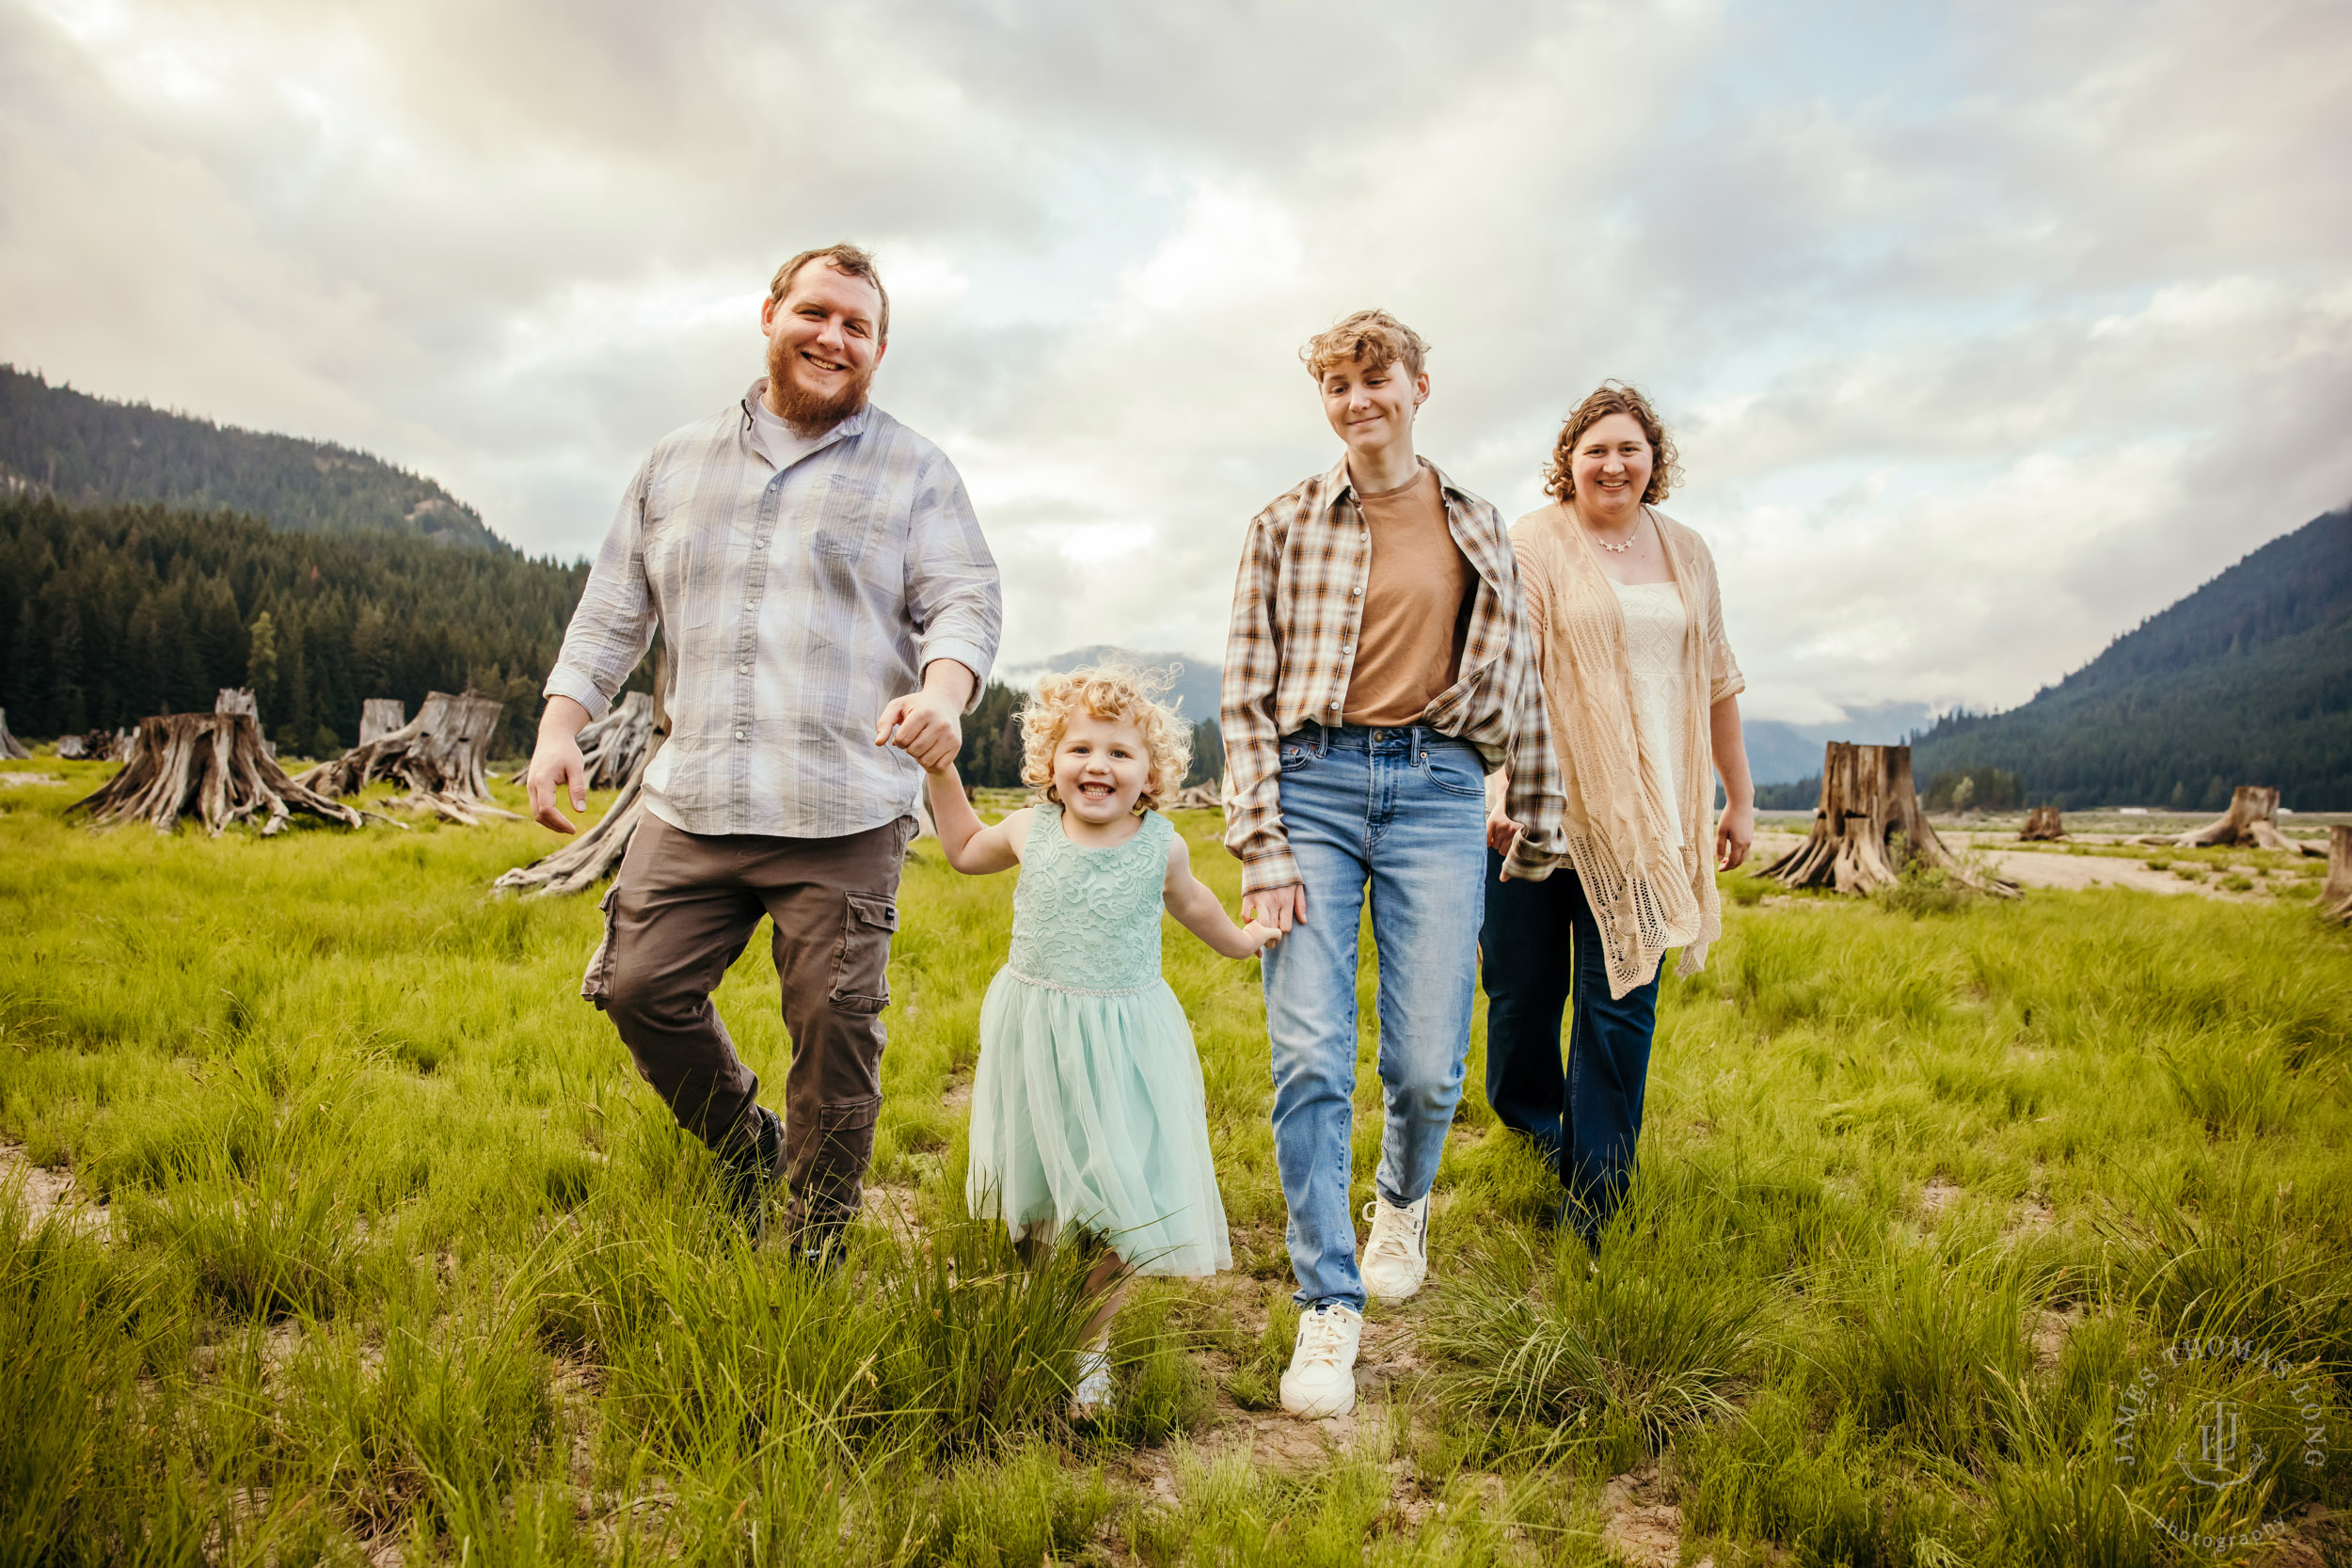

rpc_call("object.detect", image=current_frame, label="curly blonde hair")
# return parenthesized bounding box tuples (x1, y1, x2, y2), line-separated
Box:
(1018, 665, 1192, 814)
(1542, 381, 1682, 505)
(1301, 309, 1429, 382)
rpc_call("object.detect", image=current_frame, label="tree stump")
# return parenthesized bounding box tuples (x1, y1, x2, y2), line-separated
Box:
(1760, 742, 2017, 896)
(2321, 826, 2352, 924)
(0, 708, 29, 762)
(215, 689, 257, 718)
(2172, 785, 2291, 851)
(294, 690, 515, 824)
(358, 699, 407, 747)
(2018, 805, 2065, 842)
(576, 690, 655, 789)
(69, 713, 369, 835)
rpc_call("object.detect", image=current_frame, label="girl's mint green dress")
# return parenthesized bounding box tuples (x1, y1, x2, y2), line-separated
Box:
(966, 804, 1232, 1276)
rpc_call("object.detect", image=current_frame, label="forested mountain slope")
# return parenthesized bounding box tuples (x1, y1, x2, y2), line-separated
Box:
(1909, 507, 2351, 810)
(0, 497, 591, 753)
(0, 366, 501, 550)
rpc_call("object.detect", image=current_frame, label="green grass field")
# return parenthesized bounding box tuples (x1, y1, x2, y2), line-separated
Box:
(4, 756, 2350, 1565)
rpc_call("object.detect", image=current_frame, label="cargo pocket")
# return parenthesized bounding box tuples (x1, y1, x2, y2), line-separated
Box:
(827, 893, 898, 1013)
(580, 882, 622, 1008)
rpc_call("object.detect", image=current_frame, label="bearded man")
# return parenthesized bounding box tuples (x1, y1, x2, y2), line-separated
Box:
(529, 243, 1000, 1260)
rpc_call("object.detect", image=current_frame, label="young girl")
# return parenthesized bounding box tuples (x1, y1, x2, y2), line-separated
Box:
(924, 666, 1277, 1414)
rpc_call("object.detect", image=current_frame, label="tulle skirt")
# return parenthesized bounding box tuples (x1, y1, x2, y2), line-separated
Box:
(964, 969, 1232, 1276)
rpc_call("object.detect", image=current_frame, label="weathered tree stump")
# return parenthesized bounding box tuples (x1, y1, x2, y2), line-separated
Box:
(576, 690, 655, 789)
(70, 713, 369, 835)
(2321, 826, 2352, 924)
(358, 699, 407, 747)
(56, 728, 129, 761)
(215, 689, 257, 718)
(1760, 742, 2017, 896)
(295, 690, 515, 825)
(2172, 785, 2291, 851)
(0, 708, 29, 761)
(2018, 805, 2065, 842)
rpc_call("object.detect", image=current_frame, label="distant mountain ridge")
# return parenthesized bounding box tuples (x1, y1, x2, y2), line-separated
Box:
(1908, 506, 2352, 810)
(0, 366, 502, 550)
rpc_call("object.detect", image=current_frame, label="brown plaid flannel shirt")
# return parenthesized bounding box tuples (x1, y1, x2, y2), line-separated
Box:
(1219, 458, 1567, 893)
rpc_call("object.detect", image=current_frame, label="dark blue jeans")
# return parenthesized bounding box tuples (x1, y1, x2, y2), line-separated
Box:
(1479, 855, 1659, 1243)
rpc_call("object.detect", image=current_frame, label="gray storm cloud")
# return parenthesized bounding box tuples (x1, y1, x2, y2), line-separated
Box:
(3, 0, 2345, 723)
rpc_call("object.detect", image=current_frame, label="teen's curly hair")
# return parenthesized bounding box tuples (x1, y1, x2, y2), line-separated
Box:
(1541, 381, 1682, 505)
(1018, 665, 1193, 814)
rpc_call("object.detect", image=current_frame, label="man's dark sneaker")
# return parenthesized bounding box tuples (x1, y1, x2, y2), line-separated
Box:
(783, 1222, 849, 1276)
(718, 1105, 786, 1243)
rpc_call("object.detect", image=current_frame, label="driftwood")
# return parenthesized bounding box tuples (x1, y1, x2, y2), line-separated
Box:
(296, 690, 515, 825)
(2018, 805, 2065, 842)
(2173, 785, 2291, 851)
(0, 708, 29, 761)
(2321, 826, 2352, 924)
(576, 691, 656, 788)
(358, 699, 407, 746)
(1761, 742, 2017, 897)
(69, 713, 368, 835)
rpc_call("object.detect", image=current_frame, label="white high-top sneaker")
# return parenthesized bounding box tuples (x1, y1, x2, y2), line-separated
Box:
(1359, 1192, 1430, 1301)
(1279, 1303, 1363, 1418)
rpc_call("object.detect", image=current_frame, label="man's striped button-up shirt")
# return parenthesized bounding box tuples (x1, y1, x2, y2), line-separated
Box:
(546, 384, 1001, 839)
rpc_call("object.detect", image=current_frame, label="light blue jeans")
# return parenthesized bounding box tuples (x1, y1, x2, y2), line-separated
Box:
(1261, 722, 1488, 1310)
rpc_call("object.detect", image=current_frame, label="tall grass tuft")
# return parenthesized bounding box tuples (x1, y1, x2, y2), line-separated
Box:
(1820, 1240, 2032, 1466)
(1422, 1188, 1774, 1456)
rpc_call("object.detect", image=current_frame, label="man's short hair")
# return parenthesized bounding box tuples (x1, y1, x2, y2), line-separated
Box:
(770, 244, 890, 341)
(1300, 309, 1428, 382)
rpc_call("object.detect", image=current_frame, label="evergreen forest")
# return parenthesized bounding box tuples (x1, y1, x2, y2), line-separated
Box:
(1, 366, 501, 550)
(0, 496, 587, 754)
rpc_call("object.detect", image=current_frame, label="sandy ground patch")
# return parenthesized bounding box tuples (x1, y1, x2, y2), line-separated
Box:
(1743, 831, 2272, 901)
(1, 1140, 104, 1235)
(0, 771, 64, 787)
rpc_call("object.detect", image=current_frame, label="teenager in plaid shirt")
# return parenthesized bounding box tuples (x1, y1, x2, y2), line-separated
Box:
(1219, 310, 1565, 1418)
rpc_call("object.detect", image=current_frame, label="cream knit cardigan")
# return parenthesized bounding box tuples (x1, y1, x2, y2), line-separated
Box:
(1510, 503, 1745, 999)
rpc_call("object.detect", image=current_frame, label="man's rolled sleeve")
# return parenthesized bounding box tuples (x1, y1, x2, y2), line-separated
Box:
(546, 465, 657, 722)
(904, 457, 1001, 712)
(1219, 511, 1295, 890)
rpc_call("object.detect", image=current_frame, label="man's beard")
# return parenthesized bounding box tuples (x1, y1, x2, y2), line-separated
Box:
(767, 338, 873, 433)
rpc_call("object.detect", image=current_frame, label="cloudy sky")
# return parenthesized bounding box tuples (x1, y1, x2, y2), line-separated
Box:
(4, 0, 2346, 724)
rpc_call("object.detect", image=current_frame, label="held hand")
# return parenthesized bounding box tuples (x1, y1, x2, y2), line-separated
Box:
(526, 736, 588, 835)
(1241, 882, 1308, 936)
(1486, 809, 1524, 861)
(1716, 801, 1756, 872)
(875, 689, 963, 771)
(1236, 918, 1282, 955)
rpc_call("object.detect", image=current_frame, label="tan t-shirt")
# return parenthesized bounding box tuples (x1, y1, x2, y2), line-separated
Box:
(1343, 463, 1475, 726)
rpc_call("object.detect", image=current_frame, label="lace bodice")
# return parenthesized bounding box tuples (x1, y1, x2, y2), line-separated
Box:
(1612, 578, 1692, 849)
(1004, 804, 1173, 993)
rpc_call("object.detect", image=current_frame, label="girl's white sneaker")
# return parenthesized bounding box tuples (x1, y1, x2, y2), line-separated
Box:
(1359, 1193, 1430, 1301)
(1279, 1303, 1363, 1418)
(1071, 1338, 1113, 1418)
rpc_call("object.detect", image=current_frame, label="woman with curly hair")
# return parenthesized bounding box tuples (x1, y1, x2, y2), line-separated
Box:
(921, 665, 1277, 1415)
(1484, 383, 1756, 1246)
